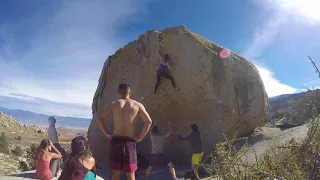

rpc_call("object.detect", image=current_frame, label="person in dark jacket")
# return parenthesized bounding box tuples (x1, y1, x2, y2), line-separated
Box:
(154, 54, 180, 94)
(177, 124, 203, 180)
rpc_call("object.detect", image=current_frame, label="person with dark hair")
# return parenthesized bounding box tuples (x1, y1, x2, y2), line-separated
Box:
(154, 53, 180, 94)
(177, 124, 203, 180)
(36, 139, 62, 180)
(146, 121, 177, 180)
(59, 136, 96, 180)
(96, 83, 152, 180)
(48, 116, 66, 177)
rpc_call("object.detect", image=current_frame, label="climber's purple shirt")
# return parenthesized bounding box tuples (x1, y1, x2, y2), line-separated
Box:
(158, 64, 167, 70)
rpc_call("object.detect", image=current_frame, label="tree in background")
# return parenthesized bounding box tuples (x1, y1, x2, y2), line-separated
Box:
(0, 132, 10, 154)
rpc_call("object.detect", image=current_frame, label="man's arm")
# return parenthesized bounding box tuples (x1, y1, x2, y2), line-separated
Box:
(164, 122, 172, 138)
(96, 102, 115, 139)
(136, 103, 152, 142)
(177, 133, 192, 141)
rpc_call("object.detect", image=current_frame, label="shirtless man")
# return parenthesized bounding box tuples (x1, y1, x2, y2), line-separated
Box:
(96, 83, 152, 180)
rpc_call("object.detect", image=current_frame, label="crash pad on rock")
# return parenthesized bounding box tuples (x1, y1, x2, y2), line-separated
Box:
(88, 25, 268, 165)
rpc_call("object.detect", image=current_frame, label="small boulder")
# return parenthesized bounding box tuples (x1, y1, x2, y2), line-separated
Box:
(2, 122, 9, 127)
(35, 128, 45, 133)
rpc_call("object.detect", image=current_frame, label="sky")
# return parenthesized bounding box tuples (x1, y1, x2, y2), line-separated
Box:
(0, 0, 320, 118)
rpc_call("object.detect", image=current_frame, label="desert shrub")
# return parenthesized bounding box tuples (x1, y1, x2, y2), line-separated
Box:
(203, 109, 320, 180)
(15, 136, 22, 141)
(11, 145, 24, 156)
(18, 161, 29, 171)
(273, 111, 287, 119)
(0, 132, 10, 153)
(26, 143, 37, 170)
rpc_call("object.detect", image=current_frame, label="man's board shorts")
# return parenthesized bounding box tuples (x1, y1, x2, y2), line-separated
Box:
(108, 136, 138, 173)
(191, 152, 204, 165)
(149, 154, 170, 167)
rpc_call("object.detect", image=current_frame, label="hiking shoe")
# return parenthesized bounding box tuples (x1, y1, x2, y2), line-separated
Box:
(174, 88, 180, 91)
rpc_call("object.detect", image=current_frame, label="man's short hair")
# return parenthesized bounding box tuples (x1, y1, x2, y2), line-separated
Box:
(118, 83, 131, 96)
(48, 116, 56, 124)
(190, 124, 199, 132)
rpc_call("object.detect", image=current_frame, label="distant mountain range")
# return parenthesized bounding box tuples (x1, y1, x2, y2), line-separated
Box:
(0, 90, 315, 130)
(268, 89, 320, 117)
(0, 106, 91, 129)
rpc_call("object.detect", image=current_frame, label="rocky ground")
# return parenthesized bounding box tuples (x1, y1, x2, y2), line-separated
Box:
(0, 113, 84, 176)
(238, 124, 308, 163)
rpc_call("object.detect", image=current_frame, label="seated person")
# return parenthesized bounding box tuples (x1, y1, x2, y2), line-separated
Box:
(59, 136, 96, 180)
(36, 139, 62, 180)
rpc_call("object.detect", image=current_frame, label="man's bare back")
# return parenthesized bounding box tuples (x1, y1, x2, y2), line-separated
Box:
(96, 87, 152, 142)
(112, 99, 141, 138)
(96, 83, 152, 179)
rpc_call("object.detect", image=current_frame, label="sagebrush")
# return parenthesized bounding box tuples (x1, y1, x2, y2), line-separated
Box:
(203, 106, 320, 180)
(0, 132, 10, 153)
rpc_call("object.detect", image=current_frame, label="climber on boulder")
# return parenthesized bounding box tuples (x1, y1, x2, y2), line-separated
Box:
(96, 83, 152, 180)
(146, 121, 177, 180)
(177, 124, 203, 180)
(154, 53, 180, 94)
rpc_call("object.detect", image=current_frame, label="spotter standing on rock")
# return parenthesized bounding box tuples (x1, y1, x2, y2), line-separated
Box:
(177, 124, 203, 180)
(96, 83, 152, 180)
(146, 121, 178, 180)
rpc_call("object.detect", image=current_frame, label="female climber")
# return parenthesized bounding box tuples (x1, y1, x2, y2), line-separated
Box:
(36, 139, 62, 180)
(154, 53, 180, 94)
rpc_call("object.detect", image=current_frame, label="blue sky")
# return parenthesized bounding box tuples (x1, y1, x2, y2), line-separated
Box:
(0, 0, 320, 118)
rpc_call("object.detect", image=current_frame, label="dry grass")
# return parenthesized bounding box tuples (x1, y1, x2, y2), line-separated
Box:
(202, 106, 320, 180)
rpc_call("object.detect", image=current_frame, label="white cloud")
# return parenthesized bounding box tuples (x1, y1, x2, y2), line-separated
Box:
(242, 14, 297, 97)
(256, 66, 297, 97)
(275, 0, 320, 24)
(0, 0, 148, 116)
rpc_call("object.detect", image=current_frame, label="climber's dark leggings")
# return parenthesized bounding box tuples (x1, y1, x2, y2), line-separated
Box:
(154, 69, 177, 93)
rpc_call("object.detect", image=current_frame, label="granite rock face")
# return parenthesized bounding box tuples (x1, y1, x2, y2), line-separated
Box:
(88, 26, 269, 164)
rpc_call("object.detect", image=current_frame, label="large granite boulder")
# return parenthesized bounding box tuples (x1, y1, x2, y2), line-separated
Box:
(88, 26, 268, 165)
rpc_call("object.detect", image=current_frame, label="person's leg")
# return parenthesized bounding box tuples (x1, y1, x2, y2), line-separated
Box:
(126, 172, 135, 180)
(145, 166, 152, 180)
(124, 138, 138, 180)
(191, 164, 200, 180)
(167, 162, 177, 180)
(108, 137, 123, 180)
(50, 158, 59, 177)
(191, 153, 203, 180)
(154, 72, 161, 94)
(161, 70, 179, 90)
(112, 170, 121, 180)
